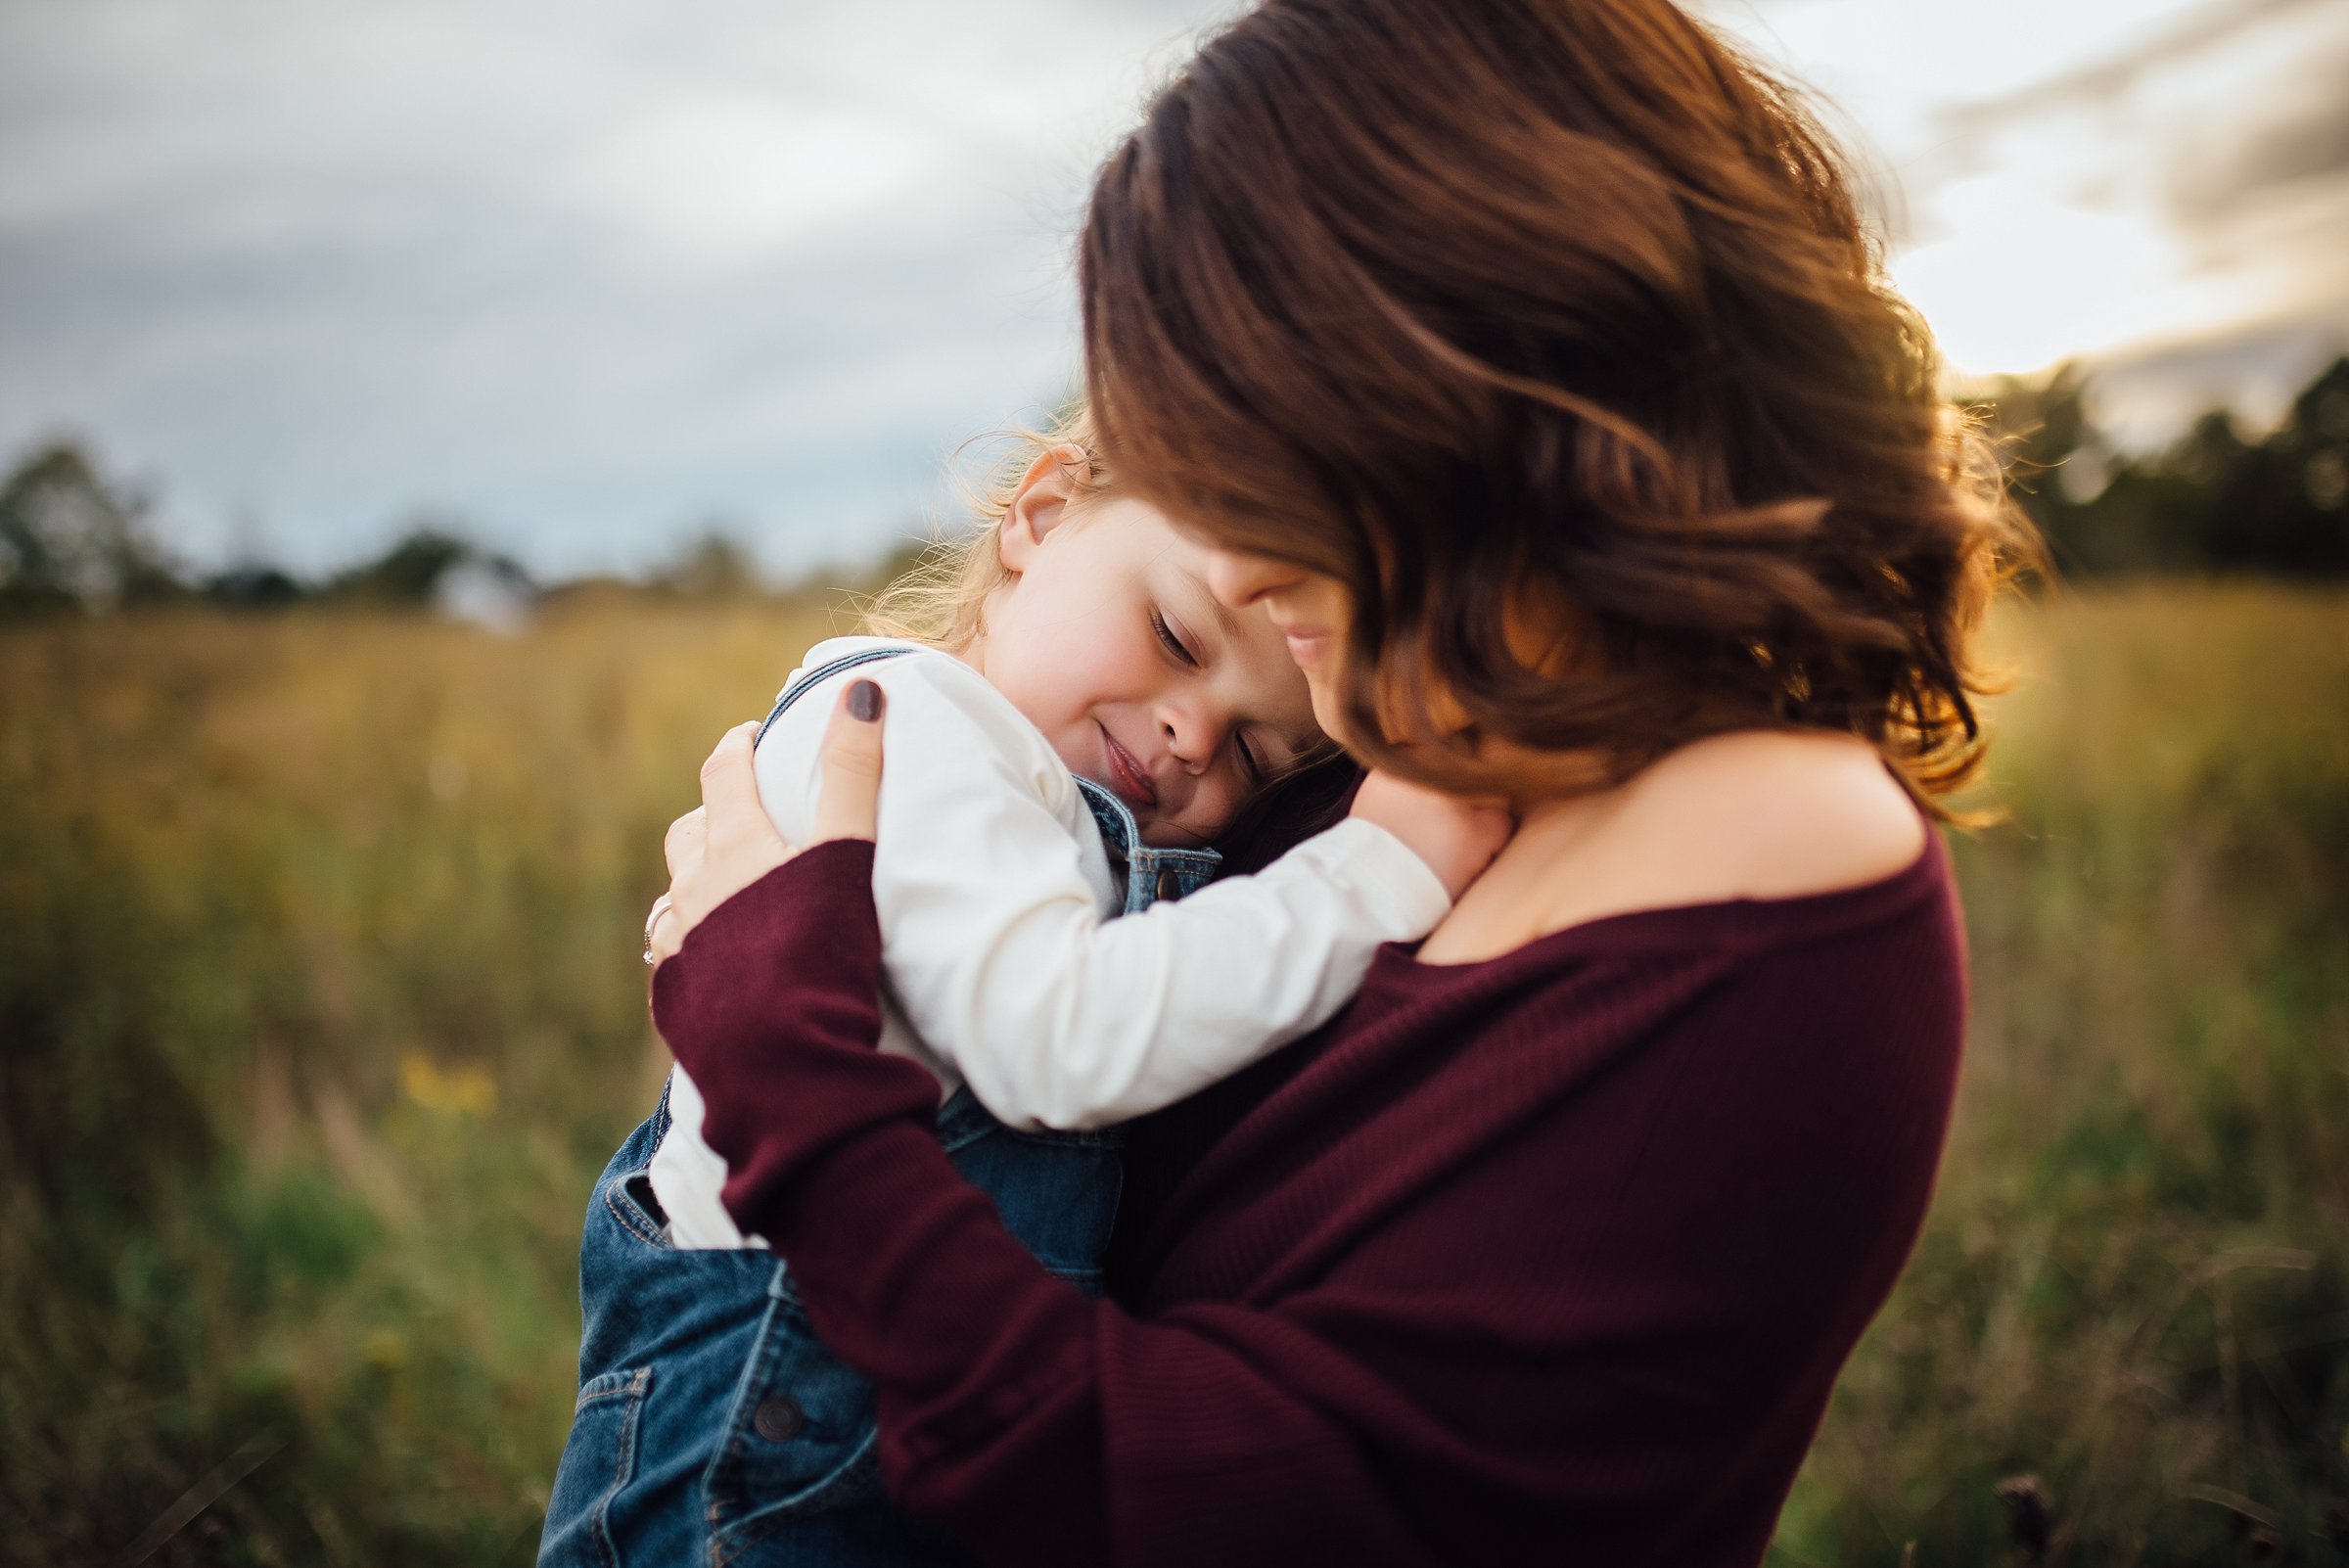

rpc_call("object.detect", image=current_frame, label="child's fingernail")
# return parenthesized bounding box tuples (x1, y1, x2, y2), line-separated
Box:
(848, 679, 884, 722)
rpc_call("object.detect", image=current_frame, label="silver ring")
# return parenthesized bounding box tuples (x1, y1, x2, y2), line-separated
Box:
(643, 893, 674, 966)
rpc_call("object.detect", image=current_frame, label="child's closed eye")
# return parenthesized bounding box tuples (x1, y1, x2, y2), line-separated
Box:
(1234, 730, 1266, 787)
(1151, 604, 1275, 788)
(1150, 609, 1199, 668)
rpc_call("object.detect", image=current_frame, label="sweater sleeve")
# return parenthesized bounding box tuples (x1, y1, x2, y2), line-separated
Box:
(652, 843, 1442, 1568)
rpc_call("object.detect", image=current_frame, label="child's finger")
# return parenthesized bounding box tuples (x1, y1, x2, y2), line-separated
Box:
(811, 679, 885, 844)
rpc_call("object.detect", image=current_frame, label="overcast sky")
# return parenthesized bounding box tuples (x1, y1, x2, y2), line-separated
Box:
(3, 0, 2344, 580)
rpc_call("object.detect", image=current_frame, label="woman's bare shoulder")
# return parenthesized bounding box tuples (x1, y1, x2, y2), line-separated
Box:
(1427, 729, 1930, 964)
(1617, 729, 1927, 902)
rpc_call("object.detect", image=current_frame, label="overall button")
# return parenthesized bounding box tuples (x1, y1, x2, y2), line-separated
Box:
(1155, 869, 1181, 902)
(753, 1396, 805, 1442)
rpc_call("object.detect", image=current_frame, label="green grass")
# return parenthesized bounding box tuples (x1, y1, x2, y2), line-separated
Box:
(2, 583, 2344, 1565)
(0, 594, 842, 1565)
(1772, 584, 2349, 1566)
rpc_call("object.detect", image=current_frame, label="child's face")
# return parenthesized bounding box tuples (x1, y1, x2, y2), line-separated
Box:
(979, 488, 1323, 848)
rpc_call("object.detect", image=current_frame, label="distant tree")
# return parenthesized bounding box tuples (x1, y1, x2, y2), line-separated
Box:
(2214, 355, 2349, 576)
(327, 521, 530, 608)
(1976, 362, 2097, 504)
(2090, 411, 2258, 574)
(1970, 355, 2349, 578)
(656, 529, 761, 598)
(1967, 362, 2120, 574)
(328, 526, 474, 603)
(0, 441, 184, 615)
(203, 564, 307, 608)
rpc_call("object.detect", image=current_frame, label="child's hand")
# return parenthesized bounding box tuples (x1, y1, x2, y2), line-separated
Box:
(1350, 771, 1512, 900)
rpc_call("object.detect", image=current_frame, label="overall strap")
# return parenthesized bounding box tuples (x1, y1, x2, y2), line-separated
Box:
(755, 642, 1221, 906)
(753, 645, 916, 747)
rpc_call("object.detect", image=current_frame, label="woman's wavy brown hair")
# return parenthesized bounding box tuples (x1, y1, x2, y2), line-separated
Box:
(1079, 0, 2035, 807)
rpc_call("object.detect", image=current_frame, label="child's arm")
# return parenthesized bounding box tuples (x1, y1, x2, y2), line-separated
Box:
(755, 653, 1472, 1131)
(939, 813, 1453, 1130)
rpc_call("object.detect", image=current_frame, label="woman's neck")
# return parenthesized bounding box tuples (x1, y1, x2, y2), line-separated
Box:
(1415, 785, 1625, 965)
(1416, 729, 1924, 966)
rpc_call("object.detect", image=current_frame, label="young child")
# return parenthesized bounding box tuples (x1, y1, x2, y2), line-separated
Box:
(539, 409, 1499, 1568)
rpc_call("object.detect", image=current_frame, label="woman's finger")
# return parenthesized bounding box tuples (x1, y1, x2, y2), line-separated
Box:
(664, 807, 707, 878)
(811, 679, 886, 844)
(644, 893, 684, 966)
(697, 721, 767, 848)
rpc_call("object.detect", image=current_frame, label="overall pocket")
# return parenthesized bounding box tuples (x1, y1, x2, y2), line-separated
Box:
(687, 1089, 1121, 1558)
(701, 1285, 888, 1551)
(538, 1366, 651, 1568)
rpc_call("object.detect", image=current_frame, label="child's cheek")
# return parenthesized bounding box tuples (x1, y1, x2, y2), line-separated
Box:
(1191, 783, 1238, 844)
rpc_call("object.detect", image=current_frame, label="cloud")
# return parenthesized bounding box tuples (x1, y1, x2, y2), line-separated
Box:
(1931, 0, 2328, 132)
(0, 0, 1239, 576)
(1711, 0, 2349, 385)
(2084, 304, 2349, 447)
(2165, 40, 2349, 221)
(569, 94, 946, 270)
(3, 0, 2343, 573)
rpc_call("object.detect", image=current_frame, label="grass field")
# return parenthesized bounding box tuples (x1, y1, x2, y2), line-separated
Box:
(3, 583, 2344, 1565)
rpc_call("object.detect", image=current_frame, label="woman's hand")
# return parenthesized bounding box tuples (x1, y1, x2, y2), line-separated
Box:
(646, 679, 887, 965)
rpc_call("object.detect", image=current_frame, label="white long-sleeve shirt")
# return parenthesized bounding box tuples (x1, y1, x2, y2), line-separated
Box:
(648, 637, 1451, 1249)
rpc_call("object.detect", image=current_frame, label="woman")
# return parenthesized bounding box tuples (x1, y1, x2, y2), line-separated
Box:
(646, 1, 2026, 1561)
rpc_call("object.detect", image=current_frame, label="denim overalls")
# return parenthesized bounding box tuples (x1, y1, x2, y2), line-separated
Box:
(539, 648, 1219, 1568)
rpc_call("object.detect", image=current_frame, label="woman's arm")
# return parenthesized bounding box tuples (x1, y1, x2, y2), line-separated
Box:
(657, 841, 1436, 1568)
(650, 693, 1436, 1566)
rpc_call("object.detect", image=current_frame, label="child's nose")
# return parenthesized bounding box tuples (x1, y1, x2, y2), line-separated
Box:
(1159, 701, 1227, 773)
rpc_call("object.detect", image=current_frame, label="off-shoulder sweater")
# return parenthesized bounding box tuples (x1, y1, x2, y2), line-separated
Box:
(652, 832, 1966, 1566)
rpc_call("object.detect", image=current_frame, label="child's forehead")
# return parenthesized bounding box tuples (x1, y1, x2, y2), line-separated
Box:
(1081, 490, 1192, 547)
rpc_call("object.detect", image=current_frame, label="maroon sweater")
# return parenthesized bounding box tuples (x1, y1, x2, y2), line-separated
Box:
(653, 834, 1966, 1566)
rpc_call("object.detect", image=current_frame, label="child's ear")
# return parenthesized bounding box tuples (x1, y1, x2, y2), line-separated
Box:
(997, 443, 1089, 572)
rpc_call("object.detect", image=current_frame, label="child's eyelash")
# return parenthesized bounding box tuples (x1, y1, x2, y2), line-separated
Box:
(1235, 732, 1265, 784)
(1151, 610, 1198, 668)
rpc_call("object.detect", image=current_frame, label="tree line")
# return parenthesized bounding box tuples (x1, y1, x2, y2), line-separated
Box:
(4, 353, 2344, 619)
(1972, 354, 2348, 578)
(0, 445, 780, 620)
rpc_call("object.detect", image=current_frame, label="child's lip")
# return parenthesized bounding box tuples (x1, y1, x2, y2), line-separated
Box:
(1097, 723, 1160, 811)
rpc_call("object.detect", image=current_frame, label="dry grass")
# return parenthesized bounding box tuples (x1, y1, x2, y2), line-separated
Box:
(1773, 583, 2349, 1566)
(1, 583, 2343, 1565)
(1, 594, 843, 1566)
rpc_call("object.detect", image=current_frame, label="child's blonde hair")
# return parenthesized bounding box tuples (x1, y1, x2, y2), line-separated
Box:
(864, 403, 1107, 651)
